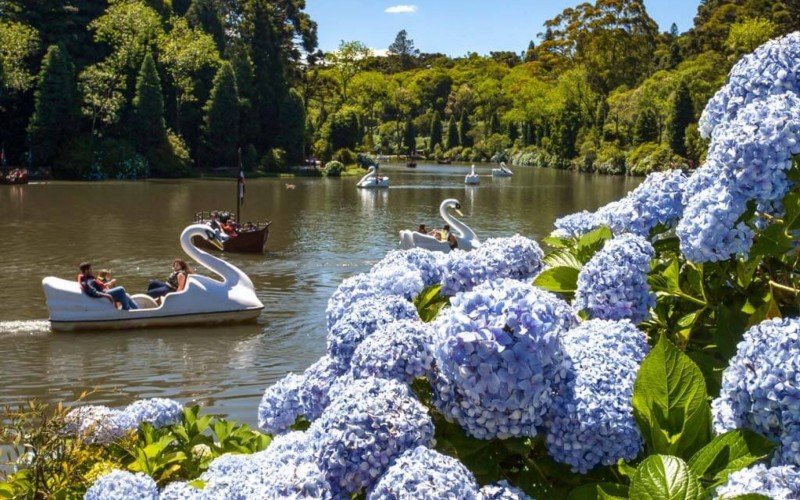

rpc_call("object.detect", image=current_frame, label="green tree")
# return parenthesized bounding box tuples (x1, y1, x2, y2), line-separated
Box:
(326, 40, 371, 102)
(507, 122, 518, 143)
(131, 52, 167, 159)
(446, 115, 459, 149)
(429, 111, 443, 149)
(27, 43, 80, 169)
(459, 112, 472, 147)
(0, 20, 40, 93)
(229, 44, 260, 151)
(186, 0, 225, 51)
(726, 18, 778, 58)
(328, 109, 359, 150)
(403, 117, 416, 155)
(202, 62, 239, 167)
(387, 29, 419, 70)
(278, 88, 306, 163)
(634, 107, 659, 145)
(667, 79, 694, 156)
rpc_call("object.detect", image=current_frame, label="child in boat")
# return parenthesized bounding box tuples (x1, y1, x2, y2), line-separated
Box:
(78, 262, 138, 310)
(97, 269, 116, 287)
(147, 259, 193, 299)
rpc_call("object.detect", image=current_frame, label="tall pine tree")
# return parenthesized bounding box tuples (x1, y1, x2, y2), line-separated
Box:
(228, 44, 260, 151)
(667, 79, 694, 156)
(459, 112, 472, 147)
(186, 0, 225, 52)
(446, 115, 459, 149)
(278, 88, 306, 163)
(131, 53, 167, 160)
(634, 108, 659, 145)
(202, 62, 240, 167)
(429, 111, 443, 149)
(403, 118, 416, 155)
(28, 43, 80, 170)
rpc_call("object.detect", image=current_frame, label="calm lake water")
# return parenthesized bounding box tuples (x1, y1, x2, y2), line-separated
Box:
(0, 163, 639, 426)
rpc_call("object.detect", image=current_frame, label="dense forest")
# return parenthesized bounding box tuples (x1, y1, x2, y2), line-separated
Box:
(0, 0, 799, 179)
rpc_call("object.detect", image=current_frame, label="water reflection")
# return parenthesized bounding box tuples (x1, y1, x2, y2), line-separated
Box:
(0, 164, 638, 426)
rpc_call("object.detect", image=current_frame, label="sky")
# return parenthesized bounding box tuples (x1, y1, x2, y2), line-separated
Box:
(305, 0, 702, 57)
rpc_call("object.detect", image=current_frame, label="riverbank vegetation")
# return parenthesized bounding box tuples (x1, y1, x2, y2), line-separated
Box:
(1, 1, 799, 179)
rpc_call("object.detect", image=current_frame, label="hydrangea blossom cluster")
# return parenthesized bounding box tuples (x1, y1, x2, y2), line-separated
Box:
(308, 377, 434, 497)
(699, 32, 800, 138)
(199, 432, 331, 499)
(553, 211, 600, 238)
(326, 268, 423, 330)
(676, 188, 754, 263)
(350, 319, 434, 383)
(367, 446, 480, 500)
(84, 470, 158, 500)
(601, 170, 687, 237)
(715, 463, 800, 500)
(258, 372, 305, 434)
(712, 317, 800, 466)
(158, 481, 201, 499)
(545, 320, 649, 473)
(371, 248, 446, 287)
(574, 234, 655, 324)
(258, 356, 346, 434)
(66, 398, 183, 444)
(432, 279, 575, 439)
(327, 295, 420, 369)
(479, 481, 531, 500)
(440, 235, 544, 296)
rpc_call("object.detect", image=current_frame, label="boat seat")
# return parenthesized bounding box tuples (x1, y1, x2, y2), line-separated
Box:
(132, 294, 159, 310)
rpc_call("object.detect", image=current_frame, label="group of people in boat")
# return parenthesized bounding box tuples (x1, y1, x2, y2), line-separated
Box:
(207, 211, 241, 241)
(78, 259, 193, 310)
(417, 223, 458, 249)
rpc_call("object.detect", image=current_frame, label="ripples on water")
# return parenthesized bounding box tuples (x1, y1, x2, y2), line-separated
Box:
(0, 165, 639, 425)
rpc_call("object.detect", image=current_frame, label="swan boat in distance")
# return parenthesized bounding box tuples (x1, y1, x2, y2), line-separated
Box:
(399, 199, 480, 252)
(356, 166, 389, 189)
(492, 162, 513, 177)
(465, 164, 480, 185)
(41, 225, 264, 332)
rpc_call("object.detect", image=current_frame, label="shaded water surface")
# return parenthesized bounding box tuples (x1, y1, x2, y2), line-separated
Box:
(0, 163, 639, 425)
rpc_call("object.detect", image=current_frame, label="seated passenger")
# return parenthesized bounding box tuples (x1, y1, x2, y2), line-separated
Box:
(78, 262, 138, 310)
(97, 269, 116, 287)
(207, 211, 230, 242)
(147, 259, 193, 299)
(220, 213, 238, 238)
(417, 224, 428, 234)
(443, 224, 458, 249)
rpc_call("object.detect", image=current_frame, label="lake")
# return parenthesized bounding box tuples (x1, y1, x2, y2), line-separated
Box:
(0, 162, 640, 426)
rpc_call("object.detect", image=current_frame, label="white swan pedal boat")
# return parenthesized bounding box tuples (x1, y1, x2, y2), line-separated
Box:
(465, 165, 480, 185)
(399, 199, 480, 253)
(41, 224, 264, 332)
(492, 162, 513, 177)
(356, 166, 389, 189)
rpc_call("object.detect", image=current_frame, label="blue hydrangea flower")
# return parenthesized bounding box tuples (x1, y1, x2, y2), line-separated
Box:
(371, 248, 446, 287)
(431, 279, 575, 439)
(350, 319, 434, 383)
(65, 405, 134, 444)
(309, 377, 434, 497)
(715, 463, 800, 500)
(296, 355, 346, 421)
(440, 250, 487, 296)
(712, 317, 800, 466)
(545, 319, 649, 473)
(327, 296, 420, 369)
(367, 446, 480, 500)
(554, 211, 601, 239)
(676, 186, 754, 263)
(85, 470, 158, 500)
(258, 373, 305, 434)
(705, 94, 800, 205)
(479, 480, 531, 500)
(252, 431, 314, 470)
(609, 170, 687, 236)
(699, 32, 800, 138)
(123, 398, 184, 430)
(574, 234, 655, 323)
(475, 235, 544, 281)
(159, 481, 202, 500)
(326, 270, 424, 330)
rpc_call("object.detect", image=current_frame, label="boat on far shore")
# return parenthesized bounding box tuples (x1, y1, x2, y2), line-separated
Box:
(0, 168, 29, 185)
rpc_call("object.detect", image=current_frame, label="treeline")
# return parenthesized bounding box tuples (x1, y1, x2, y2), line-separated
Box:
(2, 1, 799, 179)
(307, 0, 800, 175)
(0, 0, 316, 179)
